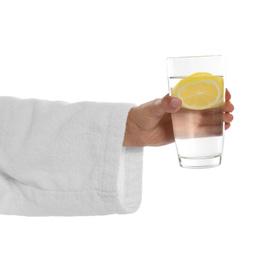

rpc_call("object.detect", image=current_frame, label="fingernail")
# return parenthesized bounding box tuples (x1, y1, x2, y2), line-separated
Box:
(170, 99, 181, 109)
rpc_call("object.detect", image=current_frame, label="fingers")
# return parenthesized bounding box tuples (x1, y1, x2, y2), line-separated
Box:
(161, 94, 182, 112)
(225, 88, 231, 101)
(197, 125, 223, 137)
(148, 94, 182, 118)
(204, 89, 234, 131)
(225, 113, 234, 123)
(203, 101, 234, 114)
(149, 91, 233, 118)
(225, 101, 234, 113)
(171, 89, 234, 138)
(225, 122, 231, 130)
(147, 92, 234, 132)
(198, 112, 233, 126)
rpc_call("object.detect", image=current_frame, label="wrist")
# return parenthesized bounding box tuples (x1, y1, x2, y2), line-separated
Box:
(123, 108, 144, 147)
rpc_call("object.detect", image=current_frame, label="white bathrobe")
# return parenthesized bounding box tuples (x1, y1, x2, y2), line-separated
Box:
(0, 96, 143, 216)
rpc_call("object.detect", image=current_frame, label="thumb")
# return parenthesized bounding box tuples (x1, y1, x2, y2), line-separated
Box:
(149, 94, 182, 118)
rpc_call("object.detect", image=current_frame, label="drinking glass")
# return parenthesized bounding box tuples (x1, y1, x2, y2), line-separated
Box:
(166, 55, 225, 168)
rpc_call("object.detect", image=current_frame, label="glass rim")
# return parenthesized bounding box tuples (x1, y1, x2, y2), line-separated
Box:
(167, 55, 223, 60)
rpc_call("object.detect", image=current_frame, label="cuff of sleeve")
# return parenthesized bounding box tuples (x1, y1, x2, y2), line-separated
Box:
(98, 103, 143, 214)
(117, 146, 143, 213)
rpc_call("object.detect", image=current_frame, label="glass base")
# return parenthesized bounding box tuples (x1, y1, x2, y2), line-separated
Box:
(179, 155, 222, 169)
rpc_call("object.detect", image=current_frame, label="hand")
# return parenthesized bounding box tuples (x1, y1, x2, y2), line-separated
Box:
(123, 89, 234, 147)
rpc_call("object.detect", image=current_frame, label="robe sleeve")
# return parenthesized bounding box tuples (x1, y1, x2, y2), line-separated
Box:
(0, 96, 143, 216)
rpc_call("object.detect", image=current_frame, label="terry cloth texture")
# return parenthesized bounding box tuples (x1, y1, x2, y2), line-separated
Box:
(0, 96, 143, 216)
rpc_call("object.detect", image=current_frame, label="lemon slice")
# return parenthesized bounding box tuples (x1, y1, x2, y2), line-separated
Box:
(171, 72, 224, 110)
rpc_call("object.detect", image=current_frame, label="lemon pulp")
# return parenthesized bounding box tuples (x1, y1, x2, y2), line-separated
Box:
(171, 72, 224, 110)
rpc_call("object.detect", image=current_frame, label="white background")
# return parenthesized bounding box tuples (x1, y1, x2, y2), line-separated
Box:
(0, 0, 264, 259)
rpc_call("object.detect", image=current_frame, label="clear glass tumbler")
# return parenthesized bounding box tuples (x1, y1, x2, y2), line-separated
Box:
(166, 55, 225, 169)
